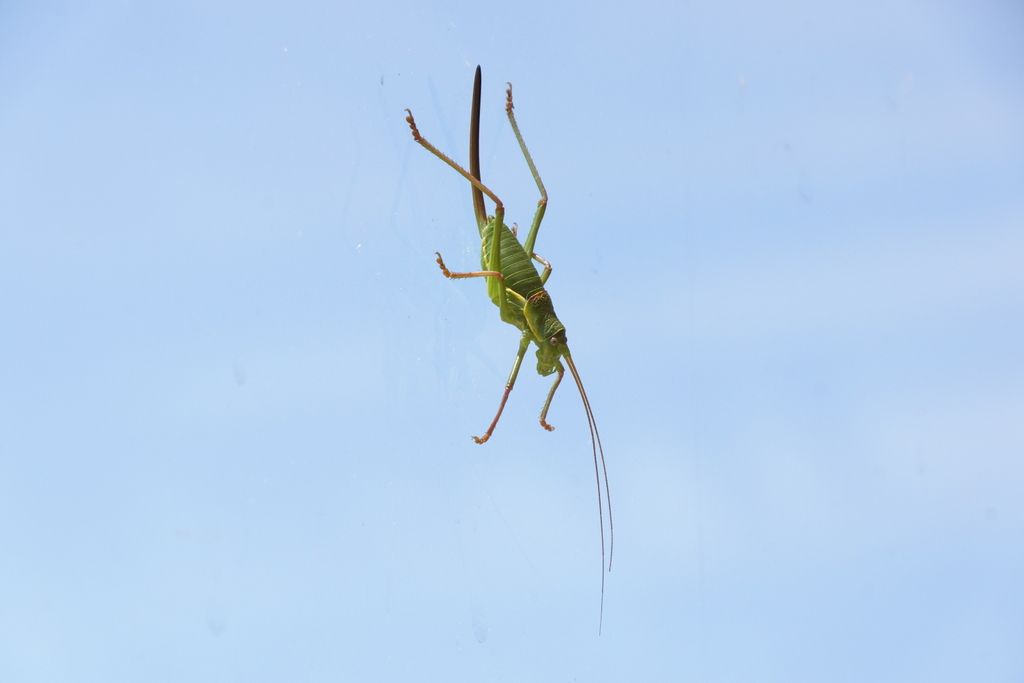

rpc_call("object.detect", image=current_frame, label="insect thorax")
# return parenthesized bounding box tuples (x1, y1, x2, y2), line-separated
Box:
(525, 290, 565, 341)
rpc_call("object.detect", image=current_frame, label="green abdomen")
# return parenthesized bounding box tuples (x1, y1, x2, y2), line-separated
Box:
(482, 221, 543, 300)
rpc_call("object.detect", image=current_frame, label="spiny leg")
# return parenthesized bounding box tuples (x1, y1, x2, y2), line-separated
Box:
(538, 361, 565, 431)
(474, 334, 530, 444)
(406, 107, 508, 312)
(434, 252, 504, 281)
(506, 83, 548, 256)
(405, 108, 505, 228)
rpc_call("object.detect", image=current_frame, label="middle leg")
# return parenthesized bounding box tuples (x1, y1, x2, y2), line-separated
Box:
(434, 252, 504, 282)
(531, 253, 552, 284)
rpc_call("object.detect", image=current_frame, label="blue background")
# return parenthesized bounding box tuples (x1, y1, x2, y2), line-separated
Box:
(2, 1, 1022, 680)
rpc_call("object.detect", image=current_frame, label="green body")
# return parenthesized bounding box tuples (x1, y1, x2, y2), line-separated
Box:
(481, 218, 565, 376)
(404, 66, 611, 632)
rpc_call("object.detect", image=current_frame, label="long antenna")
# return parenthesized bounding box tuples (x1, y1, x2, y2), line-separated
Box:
(564, 353, 613, 633)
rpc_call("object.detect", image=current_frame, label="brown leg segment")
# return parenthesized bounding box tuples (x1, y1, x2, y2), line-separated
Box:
(434, 252, 504, 281)
(473, 335, 530, 444)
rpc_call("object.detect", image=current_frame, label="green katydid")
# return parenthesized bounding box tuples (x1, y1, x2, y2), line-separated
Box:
(404, 66, 613, 630)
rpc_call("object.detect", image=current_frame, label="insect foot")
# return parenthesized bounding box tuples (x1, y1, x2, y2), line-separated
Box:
(505, 82, 514, 113)
(404, 109, 422, 142)
(539, 417, 556, 432)
(435, 251, 453, 278)
(472, 434, 491, 445)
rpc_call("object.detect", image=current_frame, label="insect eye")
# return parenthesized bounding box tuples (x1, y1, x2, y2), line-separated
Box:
(549, 336, 559, 345)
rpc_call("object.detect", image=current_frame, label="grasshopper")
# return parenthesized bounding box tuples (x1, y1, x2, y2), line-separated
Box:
(405, 66, 613, 630)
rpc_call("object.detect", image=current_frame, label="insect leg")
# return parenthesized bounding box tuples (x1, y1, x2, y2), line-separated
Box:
(405, 108, 506, 228)
(473, 333, 531, 444)
(538, 361, 565, 431)
(505, 83, 548, 256)
(434, 252, 504, 281)
(531, 253, 552, 284)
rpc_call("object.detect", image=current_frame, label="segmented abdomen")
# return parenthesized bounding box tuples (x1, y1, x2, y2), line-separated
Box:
(481, 220, 543, 300)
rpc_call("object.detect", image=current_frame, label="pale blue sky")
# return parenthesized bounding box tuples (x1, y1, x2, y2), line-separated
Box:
(2, 1, 1023, 681)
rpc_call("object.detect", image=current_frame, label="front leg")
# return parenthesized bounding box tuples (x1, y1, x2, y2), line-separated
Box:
(473, 334, 531, 444)
(538, 361, 565, 431)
